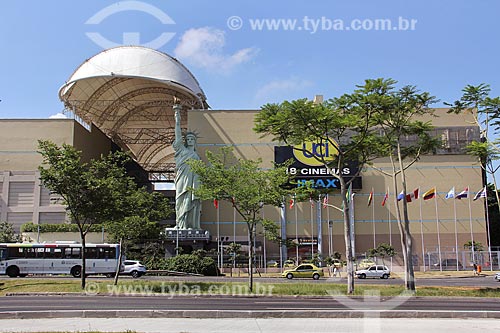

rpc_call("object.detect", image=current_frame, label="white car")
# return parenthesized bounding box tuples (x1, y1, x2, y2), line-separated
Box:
(122, 260, 147, 278)
(495, 272, 500, 282)
(355, 265, 390, 279)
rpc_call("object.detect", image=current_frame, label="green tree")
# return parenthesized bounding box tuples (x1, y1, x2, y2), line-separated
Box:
(105, 189, 171, 255)
(447, 84, 500, 216)
(226, 242, 241, 277)
(464, 240, 484, 252)
(261, 218, 296, 264)
(0, 221, 21, 243)
(37, 140, 168, 289)
(370, 79, 439, 292)
(188, 147, 294, 292)
(367, 243, 396, 266)
(254, 84, 385, 294)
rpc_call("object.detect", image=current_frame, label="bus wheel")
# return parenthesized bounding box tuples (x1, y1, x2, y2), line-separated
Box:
(6, 266, 19, 278)
(70, 266, 82, 278)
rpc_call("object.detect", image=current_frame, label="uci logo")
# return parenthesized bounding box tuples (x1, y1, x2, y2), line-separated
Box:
(85, 1, 176, 50)
(293, 140, 339, 166)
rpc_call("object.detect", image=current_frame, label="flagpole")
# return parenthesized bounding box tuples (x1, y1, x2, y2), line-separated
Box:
(327, 194, 332, 257)
(434, 188, 442, 272)
(387, 187, 392, 271)
(310, 198, 314, 259)
(216, 201, 220, 271)
(372, 189, 376, 248)
(233, 205, 236, 243)
(419, 187, 425, 272)
(483, 188, 493, 271)
(262, 208, 267, 273)
(294, 194, 299, 265)
(453, 190, 459, 271)
(468, 185, 475, 264)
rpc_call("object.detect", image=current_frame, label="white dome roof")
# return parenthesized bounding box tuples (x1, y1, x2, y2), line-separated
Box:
(59, 46, 207, 104)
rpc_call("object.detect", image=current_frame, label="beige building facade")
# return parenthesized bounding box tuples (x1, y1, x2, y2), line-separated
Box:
(0, 119, 112, 231)
(0, 106, 492, 270)
(188, 107, 491, 269)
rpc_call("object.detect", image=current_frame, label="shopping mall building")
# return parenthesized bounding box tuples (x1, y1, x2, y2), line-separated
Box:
(0, 46, 493, 270)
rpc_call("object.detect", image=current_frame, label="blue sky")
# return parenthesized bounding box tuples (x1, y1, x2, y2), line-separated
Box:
(1, 0, 500, 118)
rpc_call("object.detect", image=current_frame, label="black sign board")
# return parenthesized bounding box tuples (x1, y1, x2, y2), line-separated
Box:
(275, 146, 362, 190)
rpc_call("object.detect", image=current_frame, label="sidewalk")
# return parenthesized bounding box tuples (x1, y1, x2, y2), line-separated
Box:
(0, 317, 498, 333)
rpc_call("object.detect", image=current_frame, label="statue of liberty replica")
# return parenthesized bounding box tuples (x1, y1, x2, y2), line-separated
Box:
(173, 104, 201, 229)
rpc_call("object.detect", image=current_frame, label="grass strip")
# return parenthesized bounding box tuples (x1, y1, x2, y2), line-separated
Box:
(0, 279, 499, 297)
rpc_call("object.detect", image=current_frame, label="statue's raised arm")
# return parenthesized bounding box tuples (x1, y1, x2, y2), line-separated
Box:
(172, 104, 201, 230)
(174, 105, 182, 147)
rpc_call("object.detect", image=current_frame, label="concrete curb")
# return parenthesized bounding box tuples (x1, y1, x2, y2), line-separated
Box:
(1, 309, 500, 319)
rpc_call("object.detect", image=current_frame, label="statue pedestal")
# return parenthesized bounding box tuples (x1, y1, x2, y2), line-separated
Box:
(164, 228, 211, 257)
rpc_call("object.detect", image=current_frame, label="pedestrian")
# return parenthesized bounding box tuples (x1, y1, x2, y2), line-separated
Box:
(333, 265, 340, 278)
(473, 263, 477, 276)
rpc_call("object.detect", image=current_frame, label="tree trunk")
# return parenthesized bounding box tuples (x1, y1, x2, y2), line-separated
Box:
(113, 238, 123, 286)
(396, 144, 416, 292)
(340, 177, 355, 294)
(248, 222, 254, 293)
(80, 231, 86, 289)
(389, 155, 409, 288)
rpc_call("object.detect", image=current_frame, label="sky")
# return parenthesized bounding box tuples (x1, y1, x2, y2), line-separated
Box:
(1, 0, 500, 119)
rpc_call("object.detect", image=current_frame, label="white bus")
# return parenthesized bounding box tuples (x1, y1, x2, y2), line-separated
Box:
(0, 243, 122, 278)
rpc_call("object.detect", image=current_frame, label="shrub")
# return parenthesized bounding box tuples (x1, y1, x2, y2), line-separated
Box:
(21, 222, 103, 233)
(143, 252, 219, 276)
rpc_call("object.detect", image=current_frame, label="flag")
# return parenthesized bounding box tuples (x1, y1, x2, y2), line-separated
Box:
(397, 191, 405, 201)
(456, 187, 468, 199)
(289, 197, 295, 209)
(445, 187, 455, 199)
(381, 191, 389, 206)
(423, 188, 436, 200)
(213, 198, 219, 209)
(406, 188, 419, 202)
(473, 186, 487, 201)
(367, 189, 373, 207)
(322, 194, 329, 208)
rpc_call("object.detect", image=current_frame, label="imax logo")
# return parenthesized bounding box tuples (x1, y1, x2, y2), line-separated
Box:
(85, 1, 176, 49)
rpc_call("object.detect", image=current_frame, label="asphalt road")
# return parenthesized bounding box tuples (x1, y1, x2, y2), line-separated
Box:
(0, 294, 499, 312)
(131, 274, 500, 288)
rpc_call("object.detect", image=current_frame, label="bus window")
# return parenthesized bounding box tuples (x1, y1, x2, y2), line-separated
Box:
(36, 248, 44, 258)
(101, 247, 116, 259)
(25, 248, 37, 258)
(44, 248, 62, 259)
(64, 247, 80, 259)
(8, 247, 24, 259)
(0, 248, 6, 260)
(85, 247, 98, 259)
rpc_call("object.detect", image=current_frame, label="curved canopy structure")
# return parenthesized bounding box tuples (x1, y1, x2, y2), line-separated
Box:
(59, 46, 208, 174)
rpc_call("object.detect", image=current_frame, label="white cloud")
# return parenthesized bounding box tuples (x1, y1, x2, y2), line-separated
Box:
(174, 27, 258, 72)
(48, 113, 68, 119)
(255, 76, 314, 103)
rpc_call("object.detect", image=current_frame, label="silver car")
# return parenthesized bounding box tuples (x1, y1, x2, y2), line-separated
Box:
(123, 260, 147, 278)
(495, 272, 500, 282)
(355, 265, 390, 279)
